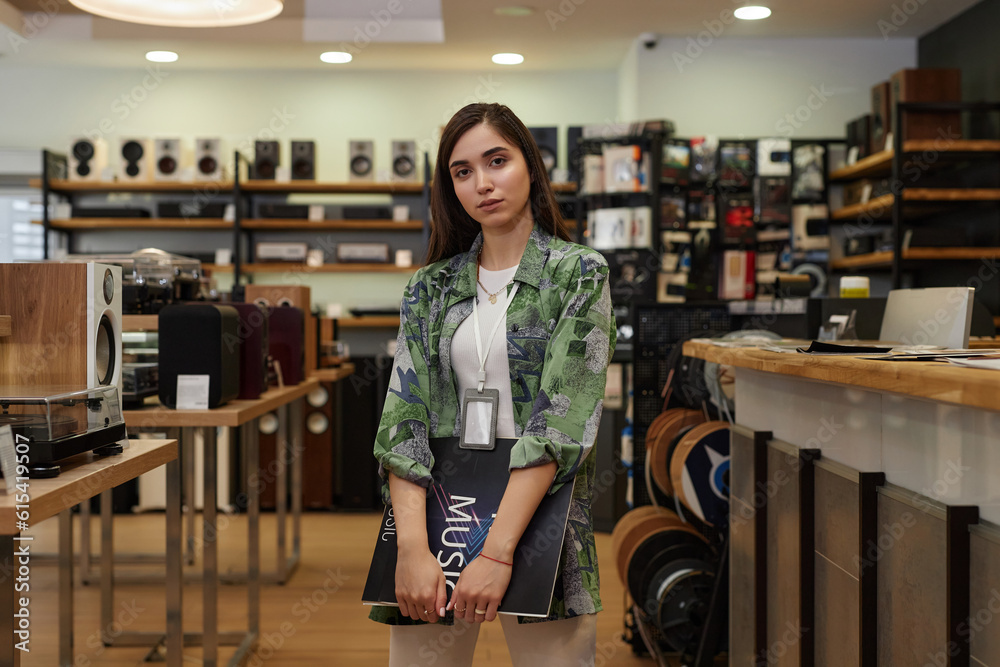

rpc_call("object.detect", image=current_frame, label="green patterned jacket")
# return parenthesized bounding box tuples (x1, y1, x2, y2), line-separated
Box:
(370, 223, 616, 625)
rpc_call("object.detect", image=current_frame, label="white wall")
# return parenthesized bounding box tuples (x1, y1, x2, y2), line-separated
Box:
(632, 37, 917, 138)
(0, 66, 619, 323)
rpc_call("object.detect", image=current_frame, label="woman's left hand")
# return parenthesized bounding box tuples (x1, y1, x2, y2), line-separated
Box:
(446, 556, 512, 623)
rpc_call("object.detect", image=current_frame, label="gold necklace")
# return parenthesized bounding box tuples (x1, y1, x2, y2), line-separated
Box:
(477, 247, 514, 305)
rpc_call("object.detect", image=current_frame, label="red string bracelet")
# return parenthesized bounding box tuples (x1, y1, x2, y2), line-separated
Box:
(479, 553, 513, 567)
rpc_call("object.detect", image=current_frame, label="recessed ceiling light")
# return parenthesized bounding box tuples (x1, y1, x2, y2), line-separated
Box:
(492, 53, 524, 65)
(146, 50, 178, 63)
(734, 5, 772, 20)
(320, 51, 353, 64)
(494, 6, 534, 17)
(69, 0, 283, 27)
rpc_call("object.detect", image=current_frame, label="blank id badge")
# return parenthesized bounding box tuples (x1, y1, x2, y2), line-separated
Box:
(460, 388, 499, 450)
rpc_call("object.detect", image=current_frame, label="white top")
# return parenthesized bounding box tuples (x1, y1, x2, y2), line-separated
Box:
(452, 264, 518, 438)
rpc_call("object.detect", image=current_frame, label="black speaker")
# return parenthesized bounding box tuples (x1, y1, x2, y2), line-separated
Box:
(337, 355, 386, 510)
(266, 305, 305, 385)
(528, 126, 558, 178)
(158, 304, 240, 409)
(69, 137, 106, 181)
(228, 302, 269, 400)
(567, 126, 584, 184)
(291, 140, 315, 180)
(254, 140, 279, 180)
(391, 140, 418, 181)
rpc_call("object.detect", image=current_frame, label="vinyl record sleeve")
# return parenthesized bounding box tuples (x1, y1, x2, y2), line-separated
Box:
(362, 437, 576, 617)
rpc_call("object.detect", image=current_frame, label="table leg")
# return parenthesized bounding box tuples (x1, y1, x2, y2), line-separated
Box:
(59, 510, 73, 667)
(291, 398, 303, 574)
(79, 499, 91, 585)
(100, 489, 113, 641)
(247, 422, 260, 641)
(0, 535, 17, 667)
(203, 426, 218, 667)
(276, 404, 288, 585)
(182, 427, 196, 566)
(166, 456, 183, 667)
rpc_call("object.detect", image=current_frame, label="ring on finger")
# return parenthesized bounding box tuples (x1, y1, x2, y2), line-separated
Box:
(474, 609, 487, 615)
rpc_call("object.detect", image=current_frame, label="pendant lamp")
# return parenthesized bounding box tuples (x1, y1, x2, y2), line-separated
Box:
(68, 0, 284, 28)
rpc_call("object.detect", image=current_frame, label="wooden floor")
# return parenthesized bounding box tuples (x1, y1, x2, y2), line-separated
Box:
(23, 511, 659, 666)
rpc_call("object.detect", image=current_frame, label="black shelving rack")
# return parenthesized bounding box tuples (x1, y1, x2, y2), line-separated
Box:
(889, 101, 1000, 289)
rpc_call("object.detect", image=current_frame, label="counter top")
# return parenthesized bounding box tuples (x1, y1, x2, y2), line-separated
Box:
(682, 340, 1000, 412)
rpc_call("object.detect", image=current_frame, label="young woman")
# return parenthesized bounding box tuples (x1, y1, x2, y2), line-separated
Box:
(371, 102, 615, 666)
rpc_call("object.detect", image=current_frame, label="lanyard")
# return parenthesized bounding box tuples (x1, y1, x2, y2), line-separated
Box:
(472, 281, 519, 393)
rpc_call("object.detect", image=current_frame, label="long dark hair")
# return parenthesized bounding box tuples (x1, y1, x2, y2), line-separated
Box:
(427, 103, 570, 264)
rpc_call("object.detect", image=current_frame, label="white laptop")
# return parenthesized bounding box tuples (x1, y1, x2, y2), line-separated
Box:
(879, 287, 975, 348)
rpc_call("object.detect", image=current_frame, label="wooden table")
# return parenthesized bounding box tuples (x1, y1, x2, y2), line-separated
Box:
(120, 380, 317, 666)
(0, 439, 179, 667)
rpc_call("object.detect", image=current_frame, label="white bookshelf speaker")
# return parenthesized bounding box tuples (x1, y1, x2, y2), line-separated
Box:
(195, 138, 224, 181)
(349, 140, 374, 181)
(118, 138, 152, 182)
(391, 140, 418, 182)
(68, 137, 107, 181)
(154, 138, 182, 181)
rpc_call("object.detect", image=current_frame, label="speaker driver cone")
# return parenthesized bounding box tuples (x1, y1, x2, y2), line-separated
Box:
(306, 412, 329, 435)
(95, 315, 115, 385)
(259, 412, 279, 435)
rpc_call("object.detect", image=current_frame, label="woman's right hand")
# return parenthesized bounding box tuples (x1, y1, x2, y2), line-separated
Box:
(395, 546, 448, 623)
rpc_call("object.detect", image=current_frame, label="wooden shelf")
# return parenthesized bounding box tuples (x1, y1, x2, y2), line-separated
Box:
(29, 178, 234, 193)
(830, 247, 1000, 270)
(552, 182, 578, 193)
(122, 314, 158, 331)
(831, 193, 895, 220)
(829, 150, 893, 181)
(904, 188, 1000, 202)
(904, 247, 1000, 260)
(36, 217, 231, 230)
(903, 139, 1000, 153)
(830, 251, 894, 270)
(241, 219, 423, 231)
(0, 315, 10, 338)
(211, 263, 419, 274)
(309, 364, 356, 384)
(241, 180, 423, 194)
(831, 188, 1000, 219)
(336, 316, 400, 328)
(829, 141, 1000, 182)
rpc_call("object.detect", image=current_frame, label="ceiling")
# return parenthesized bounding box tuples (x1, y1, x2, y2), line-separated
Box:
(0, 0, 984, 71)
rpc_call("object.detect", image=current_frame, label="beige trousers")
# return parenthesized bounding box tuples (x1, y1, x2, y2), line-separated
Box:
(388, 613, 598, 667)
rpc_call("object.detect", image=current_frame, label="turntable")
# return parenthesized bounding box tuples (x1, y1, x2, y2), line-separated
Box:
(0, 386, 127, 478)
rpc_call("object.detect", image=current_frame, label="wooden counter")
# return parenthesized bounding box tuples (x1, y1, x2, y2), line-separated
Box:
(682, 340, 1000, 412)
(0, 315, 10, 338)
(122, 379, 320, 428)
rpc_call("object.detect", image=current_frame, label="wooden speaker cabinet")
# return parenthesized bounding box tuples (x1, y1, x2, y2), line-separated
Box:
(0, 262, 122, 395)
(245, 284, 317, 374)
(890, 68, 962, 143)
(258, 383, 335, 510)
(870, 81, 892, 154)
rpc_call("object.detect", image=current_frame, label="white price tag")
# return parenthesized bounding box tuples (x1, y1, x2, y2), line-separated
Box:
(0, 426, 17, 494)
(276, 166, 291, 183)
(176, 375, 210, 410)
(846, 146, 859, 165)
(392, 205, 410, 222)
(308, 205, 325, 222)
(223, 204, 236, 222)
(883, 132, 893, 152)
(214, 248, 232, 266)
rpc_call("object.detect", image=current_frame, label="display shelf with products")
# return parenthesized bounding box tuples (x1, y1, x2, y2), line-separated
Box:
(829, 101, 1000, 295)
(35, 149, 432, 286)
